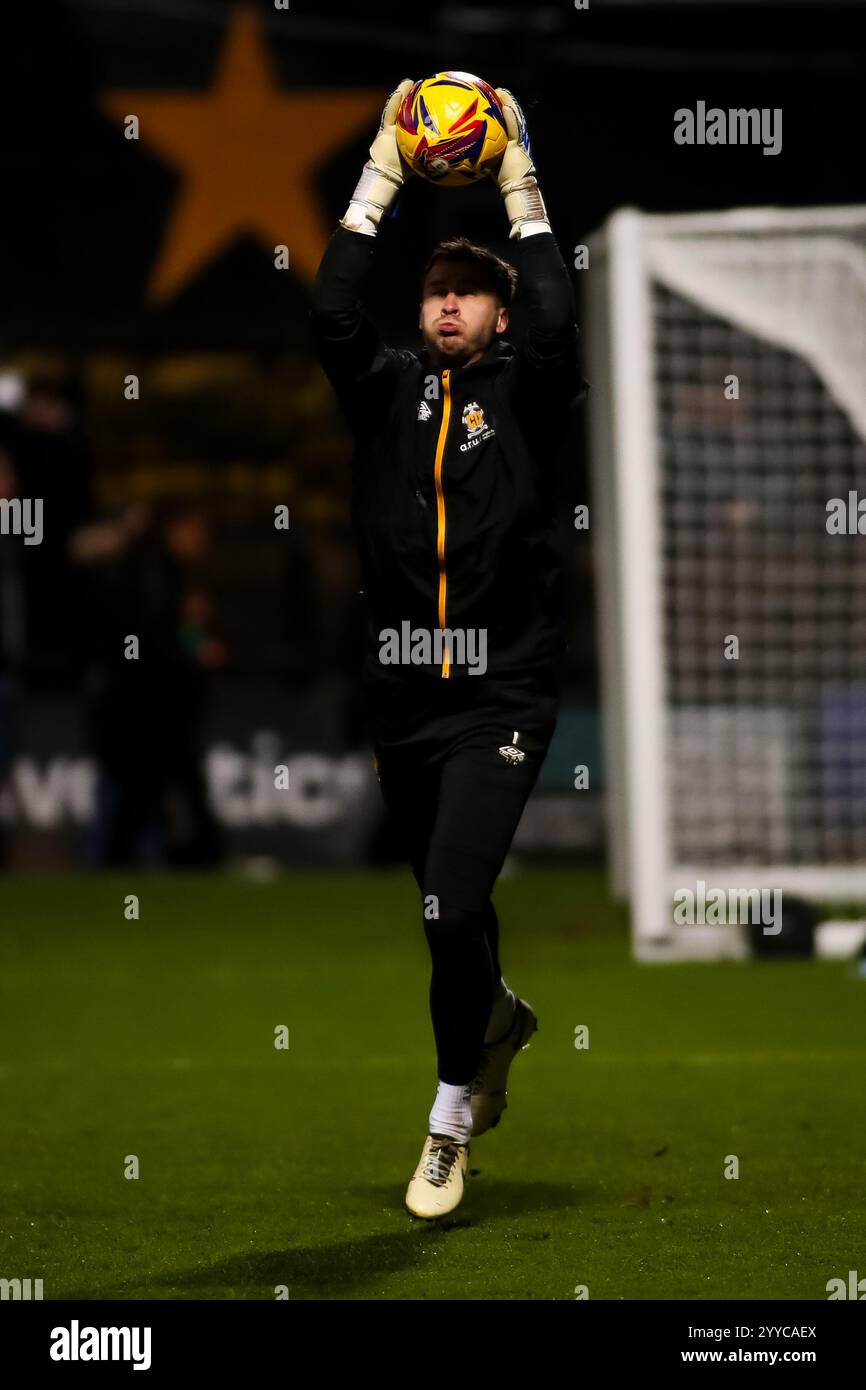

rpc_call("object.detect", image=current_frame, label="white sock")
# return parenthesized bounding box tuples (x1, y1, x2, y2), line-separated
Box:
(484, 979, 516, 1044)
(428, 1081, 473, 1144)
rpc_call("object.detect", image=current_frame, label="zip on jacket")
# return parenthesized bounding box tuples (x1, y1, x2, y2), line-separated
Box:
(434, 368, 452, 678)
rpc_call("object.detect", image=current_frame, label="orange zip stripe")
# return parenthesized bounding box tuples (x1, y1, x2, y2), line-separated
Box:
(433, 369, 452, 678)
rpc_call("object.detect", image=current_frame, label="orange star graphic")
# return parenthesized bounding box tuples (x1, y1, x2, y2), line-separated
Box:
(100, 4, 383, 302)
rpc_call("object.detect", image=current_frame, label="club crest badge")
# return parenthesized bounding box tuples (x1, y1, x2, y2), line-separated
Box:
(460, 401, 495, 453)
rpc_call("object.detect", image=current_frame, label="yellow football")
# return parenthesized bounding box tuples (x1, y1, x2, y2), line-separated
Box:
(396, 71, 509, 186)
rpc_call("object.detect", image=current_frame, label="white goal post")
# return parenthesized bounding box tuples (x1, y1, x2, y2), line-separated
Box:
(585, 205, 866, 961)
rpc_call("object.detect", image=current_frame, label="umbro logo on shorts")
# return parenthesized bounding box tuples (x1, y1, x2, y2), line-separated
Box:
(498, 732, 526, 765)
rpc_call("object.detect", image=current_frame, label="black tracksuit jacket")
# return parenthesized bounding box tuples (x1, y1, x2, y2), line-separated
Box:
(309, 223, 587, 689)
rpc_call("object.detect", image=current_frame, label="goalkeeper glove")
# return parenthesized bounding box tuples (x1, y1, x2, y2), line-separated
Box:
(494, 88, 551, 239)
(341, 79, 415, 236)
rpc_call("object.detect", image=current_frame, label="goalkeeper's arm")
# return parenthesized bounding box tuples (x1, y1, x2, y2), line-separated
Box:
(494, 88, 587, 408)
(309, 80, 414, 422)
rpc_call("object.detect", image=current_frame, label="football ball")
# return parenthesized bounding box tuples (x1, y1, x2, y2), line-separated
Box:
(396, 71, 509, 186)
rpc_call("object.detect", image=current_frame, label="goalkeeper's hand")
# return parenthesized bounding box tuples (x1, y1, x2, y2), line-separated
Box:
(341, 79, 415, 235)
(494, 87, 550, 238)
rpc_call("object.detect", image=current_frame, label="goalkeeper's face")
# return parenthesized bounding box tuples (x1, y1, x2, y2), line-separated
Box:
(419, 260, 508, 369)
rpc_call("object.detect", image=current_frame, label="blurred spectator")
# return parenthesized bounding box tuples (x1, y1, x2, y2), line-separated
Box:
(3, 376, 93, 688)
(74, 498, 225, 867)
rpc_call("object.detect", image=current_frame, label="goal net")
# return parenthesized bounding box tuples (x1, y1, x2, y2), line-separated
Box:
(585, 206, 866, 960)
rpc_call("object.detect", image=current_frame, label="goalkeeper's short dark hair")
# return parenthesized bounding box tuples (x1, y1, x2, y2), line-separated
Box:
(421, 237, 518, 307)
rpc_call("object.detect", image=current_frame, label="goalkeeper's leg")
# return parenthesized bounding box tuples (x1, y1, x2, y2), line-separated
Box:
(419, 730, 551, 1131)
(375, 708, 553, 1120)
(369, 679, 557, 1215)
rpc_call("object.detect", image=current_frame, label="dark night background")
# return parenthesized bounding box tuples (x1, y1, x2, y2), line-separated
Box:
(0, 0, 864, 866)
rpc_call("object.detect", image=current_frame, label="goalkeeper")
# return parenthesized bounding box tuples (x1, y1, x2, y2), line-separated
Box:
(310, 79, 586, 1219)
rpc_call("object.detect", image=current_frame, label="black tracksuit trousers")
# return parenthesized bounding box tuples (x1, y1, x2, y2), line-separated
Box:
(363, 668, 559, 1084)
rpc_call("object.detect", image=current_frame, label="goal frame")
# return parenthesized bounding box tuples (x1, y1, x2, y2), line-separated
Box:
(585, 204, 866, 961)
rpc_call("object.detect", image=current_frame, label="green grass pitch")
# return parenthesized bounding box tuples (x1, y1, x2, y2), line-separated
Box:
(1, 868, 863, 1300)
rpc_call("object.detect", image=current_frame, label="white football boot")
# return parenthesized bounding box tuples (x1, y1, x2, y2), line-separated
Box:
(405, 1133, 470, 1219)
(470, 997, 538, 1136)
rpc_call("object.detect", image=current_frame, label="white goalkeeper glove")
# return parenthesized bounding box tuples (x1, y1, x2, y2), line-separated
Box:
(341, 78, 415, 236)
(494, 88, 551, 239)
